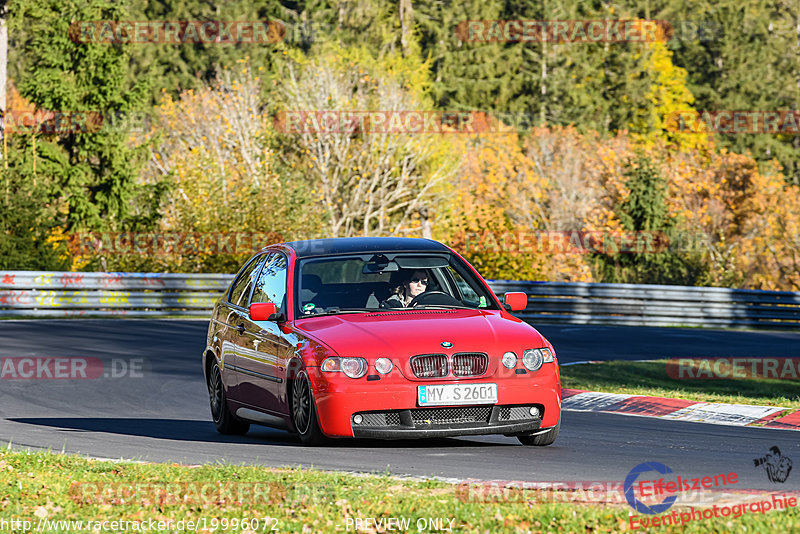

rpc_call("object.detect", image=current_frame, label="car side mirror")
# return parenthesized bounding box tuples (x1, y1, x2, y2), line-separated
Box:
(503, 292, 527, 312)
(250, 302, 280, 321)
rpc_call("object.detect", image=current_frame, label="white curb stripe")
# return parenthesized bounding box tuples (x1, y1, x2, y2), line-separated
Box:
(661, 403, 787, 426)
(561, 391, 637, 412)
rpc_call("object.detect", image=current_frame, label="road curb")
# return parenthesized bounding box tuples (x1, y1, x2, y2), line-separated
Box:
(561, 389, 800, 431)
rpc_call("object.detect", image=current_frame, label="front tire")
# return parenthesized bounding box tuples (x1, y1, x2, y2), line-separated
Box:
(517, 417, 560, 446)
(291, 370, 326, 445)
(208, 361, 250, 435)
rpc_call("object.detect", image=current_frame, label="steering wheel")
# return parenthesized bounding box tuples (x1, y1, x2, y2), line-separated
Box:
(408, 291, 462, 307)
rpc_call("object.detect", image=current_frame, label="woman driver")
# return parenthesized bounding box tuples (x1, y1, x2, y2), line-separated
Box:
(380, 270, 428, 308)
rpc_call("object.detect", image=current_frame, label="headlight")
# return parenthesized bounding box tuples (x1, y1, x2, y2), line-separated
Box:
(522, 349, 543, 371)
(341, 358, 368, 378)
(321, 357, 368, 378)
(374, 357, 393, 374)
(502, 351, 517, 369)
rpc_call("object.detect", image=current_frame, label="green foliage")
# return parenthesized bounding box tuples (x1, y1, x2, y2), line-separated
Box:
(0, 137, 70, 270)
(4, 0, 800, 288)
(127, 0, 287, 102)
(592, 155, 704, 284)
(9, 0, 159, 233)
(653, 0, 800, 182)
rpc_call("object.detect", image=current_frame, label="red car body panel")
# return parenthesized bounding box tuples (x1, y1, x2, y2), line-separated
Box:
(203, 237, 562, 441)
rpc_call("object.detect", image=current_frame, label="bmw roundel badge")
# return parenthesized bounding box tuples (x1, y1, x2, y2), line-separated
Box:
(441, 341, 453, 348)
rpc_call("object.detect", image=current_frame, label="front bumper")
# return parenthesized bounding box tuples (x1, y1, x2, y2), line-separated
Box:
(307, 366, 561, 438)
(350, 405, 542, 439)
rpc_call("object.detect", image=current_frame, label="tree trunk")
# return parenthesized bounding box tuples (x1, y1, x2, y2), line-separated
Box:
(0, 0, 7, 168)
(399, 0, 413, 57)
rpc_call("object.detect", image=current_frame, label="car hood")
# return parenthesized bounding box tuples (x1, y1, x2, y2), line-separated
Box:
(293, 309, 546, 361)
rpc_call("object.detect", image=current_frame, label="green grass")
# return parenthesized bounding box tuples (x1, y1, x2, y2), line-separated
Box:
(1, 448, 799, 533)
(561, 360, 800, 409)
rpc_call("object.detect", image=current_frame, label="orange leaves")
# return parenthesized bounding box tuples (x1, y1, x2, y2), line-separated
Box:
(438, 124, 800, 290)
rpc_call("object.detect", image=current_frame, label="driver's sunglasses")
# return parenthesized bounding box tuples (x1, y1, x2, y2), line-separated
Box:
(410, 278, 429, 285)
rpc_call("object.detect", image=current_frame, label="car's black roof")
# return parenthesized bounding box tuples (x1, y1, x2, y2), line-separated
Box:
(281, 237, 450, 259)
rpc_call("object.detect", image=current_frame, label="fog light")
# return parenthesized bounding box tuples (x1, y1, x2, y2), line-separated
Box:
(529, 407, 540, 417)
(502, 351, 517, 368)
(353, 414, 363, 425)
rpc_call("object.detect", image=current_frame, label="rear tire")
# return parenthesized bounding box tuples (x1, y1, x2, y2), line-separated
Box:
(517, 417, 560, 446)
(291, 370, 327, 445)
(208, 361, 250, 435)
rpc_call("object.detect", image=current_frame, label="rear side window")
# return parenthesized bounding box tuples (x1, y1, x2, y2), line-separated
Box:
(228, 254, 267, 308)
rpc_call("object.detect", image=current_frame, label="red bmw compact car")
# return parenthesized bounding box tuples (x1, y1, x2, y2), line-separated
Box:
(203, 237, 561, 446)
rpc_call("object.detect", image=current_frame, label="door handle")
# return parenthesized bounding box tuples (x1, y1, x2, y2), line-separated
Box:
(236, 324, 245, 335)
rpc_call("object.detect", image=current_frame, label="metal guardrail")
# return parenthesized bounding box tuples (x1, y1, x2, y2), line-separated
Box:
(490, 280, 800, 328)
(0, 272, 233, 317)
(1, 271, 799, 328)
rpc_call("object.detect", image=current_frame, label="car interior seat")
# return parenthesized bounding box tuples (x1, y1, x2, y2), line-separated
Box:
(300, 274, 323, 306)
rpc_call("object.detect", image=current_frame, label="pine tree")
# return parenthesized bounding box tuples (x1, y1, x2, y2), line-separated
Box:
(653, 0, 800, 182)
(0, 136, 70, 270)
(592, 155, 703, 284)
(9, 0, 159, 233)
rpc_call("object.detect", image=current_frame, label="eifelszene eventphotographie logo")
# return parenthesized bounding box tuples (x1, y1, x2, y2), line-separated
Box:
(624, 462, 678, 514)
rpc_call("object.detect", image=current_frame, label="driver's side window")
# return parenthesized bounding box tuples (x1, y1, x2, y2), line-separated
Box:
(229, 254, 267, 308)
(251, 253, 288, 312)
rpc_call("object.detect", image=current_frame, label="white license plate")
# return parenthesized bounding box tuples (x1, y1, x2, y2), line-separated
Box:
(417, 383, 498, 406)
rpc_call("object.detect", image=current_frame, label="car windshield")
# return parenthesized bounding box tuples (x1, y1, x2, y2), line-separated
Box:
(296, 253, 498, 316)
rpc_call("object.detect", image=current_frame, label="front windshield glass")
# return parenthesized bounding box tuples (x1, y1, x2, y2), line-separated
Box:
(295, 253, 498, 317)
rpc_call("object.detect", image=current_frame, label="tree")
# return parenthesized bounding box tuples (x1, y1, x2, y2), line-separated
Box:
(0, 140, 70, 270)
(127, 0, 287, 103)
(273, 44, 459, 238)
(655, 0, 800, 183)
(9, 0, 159, 234)
(592, 154, 701, 284)
(129, 61, 315, 273)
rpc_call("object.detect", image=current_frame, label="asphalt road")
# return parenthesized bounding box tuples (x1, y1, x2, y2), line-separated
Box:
(1, 319, 799, 490)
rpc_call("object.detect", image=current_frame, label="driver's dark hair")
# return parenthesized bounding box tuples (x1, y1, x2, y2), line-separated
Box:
(391, 269, 426, 297)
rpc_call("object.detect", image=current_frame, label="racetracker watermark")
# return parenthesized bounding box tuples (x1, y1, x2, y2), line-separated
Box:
(68, 232, 285, 256)
(667, 110, 800, 134)
(1, 517, 279, 532)
(0, 357, 146, 380)
(458, 230, 706, 255)
(5, 110, 103, 134)
(274, 110, 548, 134)
(456, 480, 628, 504)
(69, 481, 285, 506)
(69, 21, 285, 44)
(4, 110, 151, 135)
(666, 358, 800, 380)
(455, 20, 670, 43)
(456, 20, 722, 43)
